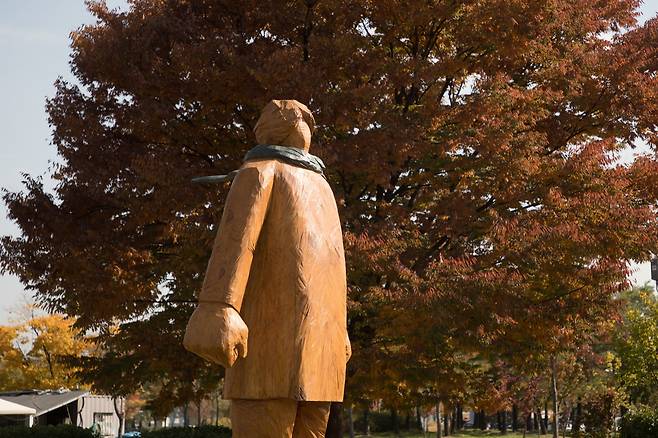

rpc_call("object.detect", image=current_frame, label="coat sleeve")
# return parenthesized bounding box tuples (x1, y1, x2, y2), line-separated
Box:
(198, 161, 275, 312)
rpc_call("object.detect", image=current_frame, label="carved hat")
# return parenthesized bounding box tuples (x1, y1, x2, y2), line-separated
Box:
(253, 100, 316, 148)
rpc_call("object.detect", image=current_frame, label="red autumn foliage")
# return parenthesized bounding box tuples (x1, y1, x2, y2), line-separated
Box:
(1, 0, 658, 412)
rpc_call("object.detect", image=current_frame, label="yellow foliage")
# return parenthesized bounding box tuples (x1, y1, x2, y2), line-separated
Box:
(0, 314, 93, 391)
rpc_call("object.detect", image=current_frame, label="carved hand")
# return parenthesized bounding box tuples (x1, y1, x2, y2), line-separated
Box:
(183, 303, 248, 368)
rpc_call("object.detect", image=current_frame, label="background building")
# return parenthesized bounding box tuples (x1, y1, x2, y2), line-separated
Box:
(0, 389, 124, 437)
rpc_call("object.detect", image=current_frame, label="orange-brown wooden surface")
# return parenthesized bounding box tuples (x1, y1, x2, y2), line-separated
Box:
(184, 100, 349, 401)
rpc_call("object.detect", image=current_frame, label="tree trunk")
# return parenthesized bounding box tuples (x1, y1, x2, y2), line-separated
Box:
(392, 408, 400, 437)
(443, 408, 449, 437)
(325, 402, 343, 438)
(183, 402, 189, 427)
(537, 413, 541, 436)
(450, 410, 455, 435)
(436, 400, 442, 438)
(536, 408, 546, 435)
(561, 406, 569, 438)
(196, 398, 202, 426)
(618, 404, 628, 438)
(405, 411, 410, 430)
(416, 406, 423, 431)
(215, 394, 219, 426)
(113, 397, 125, 438)
(544, 401, 549, 432)
(340, 405, 354, 438)
(456, 404, 463, 430)
(572, 400, 582, 438)
(480, 409, 486, 430)
(364, 405, 371, 436)
(550, 356, 559, 438)
(512, 404, 519, 431)
(537, 409, 546, 435)
(501, 410, 508, 434)
(212, 395, 219, 426)
(526, 413, 533, 432)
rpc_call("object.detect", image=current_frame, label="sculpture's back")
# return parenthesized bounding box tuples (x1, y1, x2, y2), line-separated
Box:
(184, 99, 349, 437)
(224, 158, 347, 401)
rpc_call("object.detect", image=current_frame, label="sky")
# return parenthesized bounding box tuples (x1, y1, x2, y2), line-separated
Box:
(0, 0, 129, 323)
(0, 1, 658, 324)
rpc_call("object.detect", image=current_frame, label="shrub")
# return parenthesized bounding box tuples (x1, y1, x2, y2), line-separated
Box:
(620, 406, 658, 438)
(578, 386, 625, 438)
(370, 410, 397, 433)
(0, 425, 95, 438)
(352, 410, 396, 433)
(141, 425, 231, 438)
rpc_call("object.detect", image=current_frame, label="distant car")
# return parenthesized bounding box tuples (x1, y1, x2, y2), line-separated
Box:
(122, 432, 141, 438)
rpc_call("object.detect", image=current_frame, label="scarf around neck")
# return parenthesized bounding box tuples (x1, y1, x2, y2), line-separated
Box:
(192, 144, 326, 184)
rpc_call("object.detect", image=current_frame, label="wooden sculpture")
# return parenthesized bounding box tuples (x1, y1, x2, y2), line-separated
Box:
(184, 99, 350, 437)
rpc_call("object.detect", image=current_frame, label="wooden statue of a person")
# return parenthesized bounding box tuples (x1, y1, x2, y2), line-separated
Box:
(184, 99, 350, 437)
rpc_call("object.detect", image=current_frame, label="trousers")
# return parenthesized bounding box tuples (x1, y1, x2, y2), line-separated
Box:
(231, 399, 331, 438)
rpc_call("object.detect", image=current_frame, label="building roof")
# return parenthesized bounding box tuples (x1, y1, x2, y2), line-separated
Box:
(0, 390, 89, 416)
(0, 399, 36, 415)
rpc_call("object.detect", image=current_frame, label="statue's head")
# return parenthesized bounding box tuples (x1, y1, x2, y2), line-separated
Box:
(254, 99, 315, 151)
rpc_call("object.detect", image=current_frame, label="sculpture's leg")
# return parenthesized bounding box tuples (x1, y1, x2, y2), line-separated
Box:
(231, 398, 297, 438)
(292, 401, 331, 438)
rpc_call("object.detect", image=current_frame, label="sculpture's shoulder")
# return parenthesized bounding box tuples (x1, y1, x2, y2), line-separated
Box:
(238, 158, 330, 198)
(233, 159, 278, 188)
(240, 158, 278, 173)
(242, 158, 323, 180)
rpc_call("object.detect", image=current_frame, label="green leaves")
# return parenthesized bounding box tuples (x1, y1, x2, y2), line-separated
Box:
(614, 286, 658, 405)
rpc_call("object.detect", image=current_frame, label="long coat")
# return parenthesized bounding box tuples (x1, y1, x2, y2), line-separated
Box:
(194, 157, 348, 401)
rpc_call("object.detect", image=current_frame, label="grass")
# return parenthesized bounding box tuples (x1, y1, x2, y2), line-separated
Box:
(348, 432, 623, 438)
(456, 431, 539, 437)
(349, 431, 553, 438)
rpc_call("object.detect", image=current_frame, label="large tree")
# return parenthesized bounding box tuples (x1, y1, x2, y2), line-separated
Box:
(2, 0, 658, 417)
